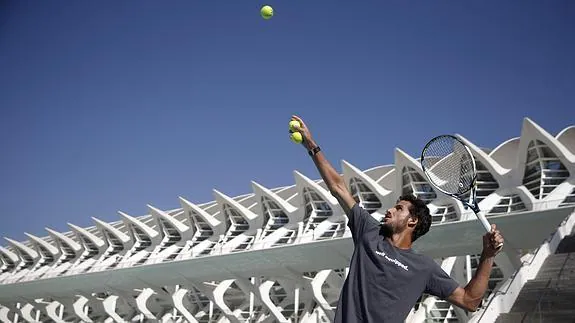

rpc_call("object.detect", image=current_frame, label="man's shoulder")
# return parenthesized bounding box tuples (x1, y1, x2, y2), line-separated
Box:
(349, 203, 380, 223)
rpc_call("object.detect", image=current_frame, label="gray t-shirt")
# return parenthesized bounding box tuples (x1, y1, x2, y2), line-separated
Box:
(334, 203, 459, 323)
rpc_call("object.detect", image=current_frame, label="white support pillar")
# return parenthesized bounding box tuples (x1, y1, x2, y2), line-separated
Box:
(171, 287, 199, 323)
(19, 303, 39, 323)
(0, 306, 12, 323)
(310, 270, 335, 321)
(202, 279, 241, 323)
(135, 288, 157, 320)
(259, 280, 289, 323)
(72, 296, 93, 323)
(45, 302, 67, 323)
(102, 296, 128, 323)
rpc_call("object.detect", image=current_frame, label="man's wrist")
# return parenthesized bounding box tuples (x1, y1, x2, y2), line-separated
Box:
(480, 251, 496, 261)
(305, 139, 318, 150)
(308, 146, 321, 157)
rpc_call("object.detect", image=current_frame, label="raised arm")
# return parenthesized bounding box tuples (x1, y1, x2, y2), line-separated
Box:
(290, 115, 356, 215)
(447, 225, 504, 311)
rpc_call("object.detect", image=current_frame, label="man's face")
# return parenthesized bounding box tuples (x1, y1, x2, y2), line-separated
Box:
(380, 200, 414, 236)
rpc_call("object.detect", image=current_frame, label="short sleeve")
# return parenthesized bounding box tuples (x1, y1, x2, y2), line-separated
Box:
(425, 262, 460, 299)
(346, 203, 378, 241)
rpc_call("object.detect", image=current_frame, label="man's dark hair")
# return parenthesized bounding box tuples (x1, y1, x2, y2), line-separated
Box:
(399, 194, 431, 242)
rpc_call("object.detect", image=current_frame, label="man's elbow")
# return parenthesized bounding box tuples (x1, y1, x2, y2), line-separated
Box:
(462, 299, 481, 312)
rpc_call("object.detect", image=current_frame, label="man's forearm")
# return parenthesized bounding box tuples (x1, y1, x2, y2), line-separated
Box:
(463, 253, 494, 310)
(306, 140, 345, 194)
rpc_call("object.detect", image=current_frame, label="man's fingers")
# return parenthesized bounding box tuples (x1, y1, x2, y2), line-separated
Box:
(291, 115, 307, 129)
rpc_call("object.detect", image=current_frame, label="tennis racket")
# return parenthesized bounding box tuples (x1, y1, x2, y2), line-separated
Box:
(420, 135, 503, 248)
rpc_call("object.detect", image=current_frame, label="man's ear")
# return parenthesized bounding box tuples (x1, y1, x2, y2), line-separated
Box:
(408, 216, 418, 228)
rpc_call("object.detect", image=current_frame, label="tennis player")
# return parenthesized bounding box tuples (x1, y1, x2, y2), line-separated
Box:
(290, 115, 504, 322)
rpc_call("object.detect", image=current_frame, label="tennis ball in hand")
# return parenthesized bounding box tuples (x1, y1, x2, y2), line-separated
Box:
(290, 132, 303, 144)
(260, 5, 274, 20)
(289, 120, 301, 131)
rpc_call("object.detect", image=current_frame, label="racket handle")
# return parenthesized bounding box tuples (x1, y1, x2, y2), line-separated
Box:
(475, 211, 492, 233)
(476, 211, 503, 250)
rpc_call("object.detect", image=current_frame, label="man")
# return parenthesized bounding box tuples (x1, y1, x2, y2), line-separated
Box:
(290, 115, 504, 323)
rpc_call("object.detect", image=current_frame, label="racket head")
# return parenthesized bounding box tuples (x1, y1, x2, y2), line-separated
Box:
(420, 135, 477, 197)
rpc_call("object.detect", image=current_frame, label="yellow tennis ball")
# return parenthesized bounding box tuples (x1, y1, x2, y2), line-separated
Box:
(290, 132, 303, 144)
(260, 5, 273, 20)
(289, 120, 300, 131)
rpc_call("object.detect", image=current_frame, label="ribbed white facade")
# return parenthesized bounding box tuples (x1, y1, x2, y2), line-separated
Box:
(1, 118, 574, 323)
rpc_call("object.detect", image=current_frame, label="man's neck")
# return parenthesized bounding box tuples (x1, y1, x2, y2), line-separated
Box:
(386, 233, 413, 250)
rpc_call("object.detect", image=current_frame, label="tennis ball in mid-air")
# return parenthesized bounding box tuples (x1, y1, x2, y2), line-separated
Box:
(290, 132, 303, 144)
(260, 5, 274, 20)
(289, 120, 300, 131)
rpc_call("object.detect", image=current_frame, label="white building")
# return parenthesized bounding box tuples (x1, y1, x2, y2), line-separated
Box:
(1, 117, 574, 323)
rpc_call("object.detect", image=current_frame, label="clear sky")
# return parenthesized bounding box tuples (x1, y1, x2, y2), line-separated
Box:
(0, 1, 573, 242)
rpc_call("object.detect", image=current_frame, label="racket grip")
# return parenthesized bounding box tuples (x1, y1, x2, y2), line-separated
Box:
(476, 211, 492, 233)
(477, 211, 504, 251)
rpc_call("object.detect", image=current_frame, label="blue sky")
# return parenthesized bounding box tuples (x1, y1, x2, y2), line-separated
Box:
(0, 1, 573, 241)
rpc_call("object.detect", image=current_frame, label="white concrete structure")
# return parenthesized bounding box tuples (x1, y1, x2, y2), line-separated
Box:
(1, 117, 575, 323)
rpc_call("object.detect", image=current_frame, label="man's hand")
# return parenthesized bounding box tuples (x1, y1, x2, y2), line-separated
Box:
(482, 224, 504, 258)
(290, 115, 317, 151)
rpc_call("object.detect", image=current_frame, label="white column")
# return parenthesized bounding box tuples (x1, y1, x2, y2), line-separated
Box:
(102, 296, 128, 323)
(171, 287, 199, 323)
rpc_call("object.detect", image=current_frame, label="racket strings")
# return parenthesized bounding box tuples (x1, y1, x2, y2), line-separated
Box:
(421, 136, 475, 196)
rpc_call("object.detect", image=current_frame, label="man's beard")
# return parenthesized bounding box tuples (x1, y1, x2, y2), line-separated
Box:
(379, 222, 394, 237)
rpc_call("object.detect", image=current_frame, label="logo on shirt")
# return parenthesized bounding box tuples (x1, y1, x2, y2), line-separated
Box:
(375, 250, 409, 271)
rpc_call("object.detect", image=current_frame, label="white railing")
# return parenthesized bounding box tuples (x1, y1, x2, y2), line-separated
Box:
(28, 229, 352, 279)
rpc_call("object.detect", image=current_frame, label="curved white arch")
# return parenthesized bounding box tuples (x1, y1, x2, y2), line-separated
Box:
(45, 228, 81, 251)
(68, 223, 106, 256)
(148, 204, 192, 243)
(4, 238, 38, 266)
(0, 246, 19, 273)
(514, 118, 573, 200)
(394, 148, 438, 203)
(117, 212, 160, 267)
(293, 171, 346, 240)
(24, 233, 59, 258)
(341, 160, 392, 216)
(251, 181, 299, 248)
(147, 205, 192, 264)
(118, 212, 161, 246)
(179, 197, 222, 231)
(456, 134, 508, 179)
(363, 164, 396, 185)
(518, 118, 575, 168)
(342, 160, 390, 196)
(489, 137, 520, 170)
(92, 218, 131, 244)
(178, 197, 223, 258)
(45, 227, 82, 266)
(556, 125, 575, 156)
(213, 189, 262, 253)
(23, 233, 59, 274)
(293, 171, 339, 207)
(252, 181, 297, 216)
(148, 205, 190, 234)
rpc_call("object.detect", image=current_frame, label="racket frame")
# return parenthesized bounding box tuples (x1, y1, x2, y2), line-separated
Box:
(420, 135, 492, 233)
